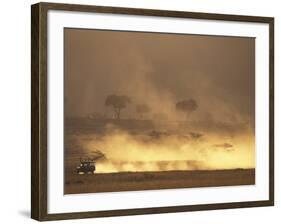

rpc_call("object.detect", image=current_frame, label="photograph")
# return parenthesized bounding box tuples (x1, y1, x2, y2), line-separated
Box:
(64, 28, 256, 194)
(31, 2, 274, 220)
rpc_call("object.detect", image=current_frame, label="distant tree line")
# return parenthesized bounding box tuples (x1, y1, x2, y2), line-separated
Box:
(104, 94, 198, 120)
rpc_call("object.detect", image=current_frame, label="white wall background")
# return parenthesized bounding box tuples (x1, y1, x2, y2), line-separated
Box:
(0, 0, 279, 223)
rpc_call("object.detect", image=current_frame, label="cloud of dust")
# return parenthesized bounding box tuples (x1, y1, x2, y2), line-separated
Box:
(64, 30, 255, 174)
(79, 125, 255, 173)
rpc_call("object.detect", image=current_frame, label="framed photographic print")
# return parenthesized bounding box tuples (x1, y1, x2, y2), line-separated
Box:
(31, 2, 274, 221)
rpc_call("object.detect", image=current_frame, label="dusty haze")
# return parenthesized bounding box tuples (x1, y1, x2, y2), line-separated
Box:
(64, 28, 255, 173)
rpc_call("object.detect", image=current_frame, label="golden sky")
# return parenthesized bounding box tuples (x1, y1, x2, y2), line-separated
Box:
(64, 28, 255, 126)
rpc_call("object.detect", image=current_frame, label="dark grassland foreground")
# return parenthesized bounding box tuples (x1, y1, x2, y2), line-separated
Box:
(64, 169, 255, 194)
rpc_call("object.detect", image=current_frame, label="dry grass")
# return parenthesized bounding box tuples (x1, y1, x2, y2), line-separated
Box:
(64, 169, 255, 194)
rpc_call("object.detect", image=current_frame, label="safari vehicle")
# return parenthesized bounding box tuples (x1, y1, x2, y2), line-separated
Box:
(76, 150, 105, 174)
(76, 160, 96, 174)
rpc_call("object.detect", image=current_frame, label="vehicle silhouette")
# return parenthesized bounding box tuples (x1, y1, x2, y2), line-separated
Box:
(76, 160, 96, 174)
(76, 150, 105, 174)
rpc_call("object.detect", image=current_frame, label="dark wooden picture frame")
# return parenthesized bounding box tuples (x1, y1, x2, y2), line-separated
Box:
(31, 2, 274, 221)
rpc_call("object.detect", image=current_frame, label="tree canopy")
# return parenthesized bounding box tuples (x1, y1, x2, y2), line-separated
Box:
(105, 94, 131, 119)
(176, 99, 198, 120)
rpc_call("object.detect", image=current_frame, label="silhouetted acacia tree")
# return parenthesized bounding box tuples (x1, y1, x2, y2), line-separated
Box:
(136, 104, 151, 119)
(105, 94, 131, 119)
(176, 99, 198, 120)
